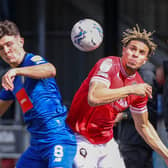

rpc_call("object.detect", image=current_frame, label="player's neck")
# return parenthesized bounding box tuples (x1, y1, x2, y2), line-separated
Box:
(120, 58, 136, 77)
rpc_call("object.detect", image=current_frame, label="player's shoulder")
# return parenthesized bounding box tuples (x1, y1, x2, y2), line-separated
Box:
(22, 53, 47, 66)
(29, 54, 44, 63)
(88, 56, 119, 75)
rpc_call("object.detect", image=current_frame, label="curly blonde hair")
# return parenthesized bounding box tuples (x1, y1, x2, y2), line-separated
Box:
(122, 24, 157, 57)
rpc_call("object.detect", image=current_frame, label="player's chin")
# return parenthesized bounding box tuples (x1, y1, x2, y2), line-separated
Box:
(126, 64, 138, 71)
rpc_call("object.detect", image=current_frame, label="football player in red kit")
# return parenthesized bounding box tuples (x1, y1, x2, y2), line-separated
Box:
(67, 25, 168, 168)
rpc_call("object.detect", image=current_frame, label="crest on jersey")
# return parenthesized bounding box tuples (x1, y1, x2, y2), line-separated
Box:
(80, 148, 87, 158)
(100, 59, 112, 72)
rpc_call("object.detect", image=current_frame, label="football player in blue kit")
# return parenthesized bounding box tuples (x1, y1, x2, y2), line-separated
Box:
(0, 20, 76, 168)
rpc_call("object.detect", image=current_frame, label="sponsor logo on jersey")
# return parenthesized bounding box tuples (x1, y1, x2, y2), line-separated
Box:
(111, 98, 128, 112)
(16, 88, 33, 113)
(116, 99, 128, 107)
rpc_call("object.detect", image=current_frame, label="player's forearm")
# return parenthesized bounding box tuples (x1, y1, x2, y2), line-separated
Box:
(15, 63, 56, 79)
(88, 84, 133, 106)
(135, 121, 168, 159)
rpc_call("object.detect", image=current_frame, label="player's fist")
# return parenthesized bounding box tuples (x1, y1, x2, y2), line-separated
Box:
(131, 83, 152, 98)
(2, 68, 16, 91)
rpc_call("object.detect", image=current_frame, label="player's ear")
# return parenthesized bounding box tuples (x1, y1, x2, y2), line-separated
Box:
(143, 56, 148, 64)
(16, 35, 24, 47)
(20, 37, 24, 45)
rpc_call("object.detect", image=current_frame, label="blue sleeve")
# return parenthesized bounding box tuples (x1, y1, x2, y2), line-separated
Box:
(0, 89, 15, 100)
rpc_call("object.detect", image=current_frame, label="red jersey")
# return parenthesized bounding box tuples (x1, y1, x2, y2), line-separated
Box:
(66, 56, 148, 144)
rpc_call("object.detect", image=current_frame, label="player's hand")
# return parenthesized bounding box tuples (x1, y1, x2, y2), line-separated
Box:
(131, 83, 152, 99)
(2, 69, 16, 91)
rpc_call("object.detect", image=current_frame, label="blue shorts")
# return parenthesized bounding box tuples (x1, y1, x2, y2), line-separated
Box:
(16, 143, 76, 168)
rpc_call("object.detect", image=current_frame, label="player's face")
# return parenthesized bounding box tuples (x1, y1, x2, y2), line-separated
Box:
(122, 40, 149, 74)
(0, 35, 25, 67)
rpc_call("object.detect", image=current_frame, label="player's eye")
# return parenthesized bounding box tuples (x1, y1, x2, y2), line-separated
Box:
(130, 46, 136, 51)
(140, 50, 145, 55)
(6, 41, 13, 47)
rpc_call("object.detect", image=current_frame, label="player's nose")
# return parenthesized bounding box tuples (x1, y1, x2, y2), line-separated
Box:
(133, 50, 139, 57)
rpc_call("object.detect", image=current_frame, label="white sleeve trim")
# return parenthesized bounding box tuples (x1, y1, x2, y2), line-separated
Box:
(90, 76, 111, 88)
(129, 105, 147, 114)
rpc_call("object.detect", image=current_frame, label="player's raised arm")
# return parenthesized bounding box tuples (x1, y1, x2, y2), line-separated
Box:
(13, 62, 56, 79)
(1, 63, 56, 91)
(131, 111, 168, 164)
(88, 81, 130, 106)
(88, 81, 152, 106)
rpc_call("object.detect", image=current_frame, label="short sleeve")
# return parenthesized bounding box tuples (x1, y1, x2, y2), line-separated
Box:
(129, 96, 148, 114)
(90, 58, 113, 88)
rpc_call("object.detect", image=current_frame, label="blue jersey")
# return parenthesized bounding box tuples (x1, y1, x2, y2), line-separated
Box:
(0, 53, 75, 147)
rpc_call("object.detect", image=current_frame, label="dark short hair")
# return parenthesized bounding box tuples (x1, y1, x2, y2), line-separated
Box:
(0, 20, 20, 38)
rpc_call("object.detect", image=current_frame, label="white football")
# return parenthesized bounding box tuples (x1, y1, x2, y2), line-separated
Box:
(71, 18, 103, 52)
